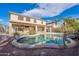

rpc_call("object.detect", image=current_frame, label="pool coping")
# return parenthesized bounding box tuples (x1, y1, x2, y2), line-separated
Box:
(21, 32, 64, 37)
(11, 33, 77, 49)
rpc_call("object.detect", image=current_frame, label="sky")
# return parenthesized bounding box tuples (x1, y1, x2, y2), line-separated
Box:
(0, 3, 79, 25)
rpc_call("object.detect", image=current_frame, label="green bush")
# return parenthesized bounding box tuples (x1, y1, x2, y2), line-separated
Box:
(53, 27, 61, 33)
(29, 30, 36, 35)
(13, 32, 20, 39)
(14, 32, 20, 35)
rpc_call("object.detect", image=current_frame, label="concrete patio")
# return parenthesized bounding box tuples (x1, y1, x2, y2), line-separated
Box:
(0, 35, 79, 56)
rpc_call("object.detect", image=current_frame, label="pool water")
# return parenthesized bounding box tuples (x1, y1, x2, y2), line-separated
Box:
(17, 34, 65, 45)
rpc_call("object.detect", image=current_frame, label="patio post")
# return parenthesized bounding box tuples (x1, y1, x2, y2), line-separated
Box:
(35, 25, 38, 33)
(44, 26, 46, 32)
(9, 23, 14, 35)
(50, 27, 52, 32)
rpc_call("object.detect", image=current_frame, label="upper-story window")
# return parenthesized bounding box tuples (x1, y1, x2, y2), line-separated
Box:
(18, 15, 24, 20)
(26, 17, 30, 21)
(41, 21, 43, 24)
(46, 23, 48, 25)
(34, 19, 37, 23)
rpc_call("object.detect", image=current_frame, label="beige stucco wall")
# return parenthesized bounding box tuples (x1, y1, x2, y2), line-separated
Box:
(10, 14, 18, 21)
(10, 14, 47, 26)
(9, 13, 53, 35)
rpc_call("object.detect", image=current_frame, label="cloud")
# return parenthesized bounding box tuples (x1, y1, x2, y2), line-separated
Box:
(0, 19, 8, 25)
(22, 3, 78, 18)
(0, 19, 3, 22)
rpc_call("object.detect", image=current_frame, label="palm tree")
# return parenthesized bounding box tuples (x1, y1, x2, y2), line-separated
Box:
(61, 17, 73, 48)
(0, 23, 6, 34)
(53, 18, 58, 25)
(76, 18, 79, 20)
(52, 18, 58, 32)
(0, 24, 3, 33)
(62, 17, 76, 33)
(62, 17, 67, 33)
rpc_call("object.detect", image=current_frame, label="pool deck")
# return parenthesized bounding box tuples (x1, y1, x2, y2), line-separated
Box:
(0, 35, 79, 56)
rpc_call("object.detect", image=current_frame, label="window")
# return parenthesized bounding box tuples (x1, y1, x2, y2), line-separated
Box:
(18, 15, 24, 20)
(46, 22, 48, 25)
(38, 27, 44, 31)
(34, 19, 36, 23)
(16, 25, 24, 31)
(41, 21, 43, 24)
(26, 17, 30, 21)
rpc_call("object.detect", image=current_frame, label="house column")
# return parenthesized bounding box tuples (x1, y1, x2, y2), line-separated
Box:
(35, 25, 38, 33)
(44, 26, 46, 32)
(50, 26, 52, 32)
(9, 23, 14, 35)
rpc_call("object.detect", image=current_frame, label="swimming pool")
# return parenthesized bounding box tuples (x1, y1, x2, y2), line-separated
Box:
(17, 34, 64, 45)
(12, 33, 77, 48)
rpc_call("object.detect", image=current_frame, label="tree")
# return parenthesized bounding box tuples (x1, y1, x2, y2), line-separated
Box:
(62, 17, 79, 33)
(52, 18, 59, 32)
(53, 19, 58, 25)
(0, 24, 3, 33)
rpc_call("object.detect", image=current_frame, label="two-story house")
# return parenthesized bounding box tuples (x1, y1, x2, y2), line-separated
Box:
(9, 12, 53, 35)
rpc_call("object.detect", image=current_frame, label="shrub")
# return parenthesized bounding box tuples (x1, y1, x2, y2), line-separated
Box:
(13, 32, 20, 39)
(29, 30, 36, 35)
(53, 27, 61, 33)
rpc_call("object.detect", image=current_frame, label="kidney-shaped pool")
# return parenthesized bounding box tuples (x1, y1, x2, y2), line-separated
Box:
(12, 34, 77, 48)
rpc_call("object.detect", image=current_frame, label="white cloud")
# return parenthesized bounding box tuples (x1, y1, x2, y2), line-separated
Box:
(22, 3, 78, 18)
(0, 19, 3, 22)
(0, 19, 8, 25)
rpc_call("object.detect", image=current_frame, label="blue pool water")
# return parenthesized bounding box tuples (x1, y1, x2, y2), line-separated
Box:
(46, 40, 64, 44)
(17, 34, 65, 45)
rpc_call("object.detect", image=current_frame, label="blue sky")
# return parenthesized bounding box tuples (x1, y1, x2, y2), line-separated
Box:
(0, 3, 79, 25)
